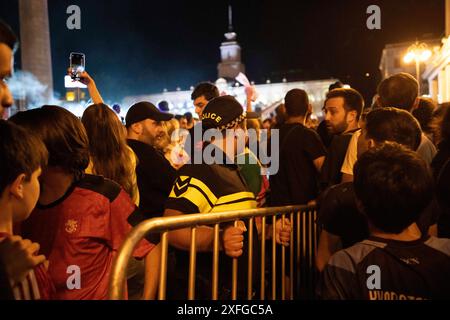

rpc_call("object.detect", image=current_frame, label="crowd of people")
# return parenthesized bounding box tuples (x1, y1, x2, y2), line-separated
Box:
(1, 19, 450, 300)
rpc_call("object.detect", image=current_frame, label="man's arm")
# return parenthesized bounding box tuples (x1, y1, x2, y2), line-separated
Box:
(313, 156, 325, 172)
(245, 86, 255, 112)
(164, 209, 216, 252)
(428, 224, 438, 237)
(341, 173, 353, 183)
(316, 229, 342, 272)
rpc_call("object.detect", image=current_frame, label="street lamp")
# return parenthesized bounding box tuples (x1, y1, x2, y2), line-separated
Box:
(403, 41, 432, 94)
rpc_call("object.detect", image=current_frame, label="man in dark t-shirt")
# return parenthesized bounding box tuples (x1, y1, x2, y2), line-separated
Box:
(320, 143, 450, 300)
(270, 89, 326, 206)
(320, 88, 363, 190)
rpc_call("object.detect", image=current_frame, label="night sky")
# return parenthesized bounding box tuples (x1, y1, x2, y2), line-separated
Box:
(0, 0, 445, 105)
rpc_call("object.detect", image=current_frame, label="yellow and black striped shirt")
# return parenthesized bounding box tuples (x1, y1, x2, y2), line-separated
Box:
(166, 161, 256, 214)
(165, 159, 258, 299)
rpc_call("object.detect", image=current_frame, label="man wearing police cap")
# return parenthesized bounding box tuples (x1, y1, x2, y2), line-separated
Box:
(163, 95, 290, 299)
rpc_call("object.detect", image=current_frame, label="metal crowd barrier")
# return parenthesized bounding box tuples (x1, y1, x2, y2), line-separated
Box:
(109, 205, 318, 300)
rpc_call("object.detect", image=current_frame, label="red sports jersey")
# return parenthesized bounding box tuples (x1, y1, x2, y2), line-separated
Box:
(0, 233, 55, 300)
(20, 174, 154, 300)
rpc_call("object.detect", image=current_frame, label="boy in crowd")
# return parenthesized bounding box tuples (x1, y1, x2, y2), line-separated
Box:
(10, 106, 155, 300)
(320, 143, 450, 300)
(316, 108, 440, 272)
(0, 120, 54, 299)
(340, 73, 437, 182)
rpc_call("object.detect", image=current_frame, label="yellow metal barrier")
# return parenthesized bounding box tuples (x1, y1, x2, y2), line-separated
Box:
(109, 205, 318, 300)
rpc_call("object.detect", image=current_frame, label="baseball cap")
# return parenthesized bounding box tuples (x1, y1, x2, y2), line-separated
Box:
(126, 101, 173, 127)
(201, 95, 246, 131)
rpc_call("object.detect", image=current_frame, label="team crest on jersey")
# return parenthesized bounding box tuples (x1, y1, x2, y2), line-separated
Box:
(173, 177, 191, 197)
(65, 219, 78, 234)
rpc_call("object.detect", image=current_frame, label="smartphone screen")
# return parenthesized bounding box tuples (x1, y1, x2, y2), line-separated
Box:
(69, 52, 85, 79)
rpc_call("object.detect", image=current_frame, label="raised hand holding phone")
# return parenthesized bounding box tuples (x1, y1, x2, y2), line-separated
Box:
(69, 52, 85, 81)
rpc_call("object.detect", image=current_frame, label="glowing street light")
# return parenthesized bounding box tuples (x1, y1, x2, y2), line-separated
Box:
(403, 41, 432, 93)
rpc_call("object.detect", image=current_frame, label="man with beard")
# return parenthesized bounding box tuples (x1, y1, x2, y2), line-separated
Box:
(126, 101, 176, 219)
(320, 88, 363, 190)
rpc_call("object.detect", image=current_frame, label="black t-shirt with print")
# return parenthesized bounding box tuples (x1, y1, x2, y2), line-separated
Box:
(320, 236, 450, 300)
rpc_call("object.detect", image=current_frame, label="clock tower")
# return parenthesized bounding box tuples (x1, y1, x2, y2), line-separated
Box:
(217, 6, 245, 79)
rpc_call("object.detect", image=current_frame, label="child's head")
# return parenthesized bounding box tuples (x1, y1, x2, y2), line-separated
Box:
(0, 120, 48, 222)
(354, 142, 433, 234)
(10, 105, 89, 178)
(357, 107, 421, 158)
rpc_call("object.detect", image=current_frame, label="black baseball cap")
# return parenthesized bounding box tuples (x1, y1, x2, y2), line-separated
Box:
(125, 101, 173, 127)
(201, 95, 246, 131)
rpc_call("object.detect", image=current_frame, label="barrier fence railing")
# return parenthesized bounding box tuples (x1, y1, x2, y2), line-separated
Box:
(109, 205, 319, 300)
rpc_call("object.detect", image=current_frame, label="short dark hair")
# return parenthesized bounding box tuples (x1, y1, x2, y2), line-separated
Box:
(184, 112, 193, 123)
(365, 107, 422, 151)
(0, 20, 18, 52)
(325, 88, 364, 120)
(191, 82, 219, 101)
(412, 97, 436, 133)
(377, 73, 419, 111)
(328, 81, 344, 92)
(284, 89, 309, 117)
(437, 104, 450, 143)
(158, 100, 169, 112)
(354, 143, 433, 233)
(0, 120, 48, 195)
(10, 106, 90, 177)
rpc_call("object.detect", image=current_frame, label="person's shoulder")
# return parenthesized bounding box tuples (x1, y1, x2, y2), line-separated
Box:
(76, 174, 122, 202)
(327, 248, 357, 274)
(336, 181, 354, 192)
(127, 139, 154, 154)
(424, 236, 450, 257)
(322, 182, 354, 203)
(280, 123, 318, 141)
(329, 240, 377, 272)
(127, 138, 143, 150)
(318, 183, 357, 229)
(330, 131, 357, 150)
(177, 163, 214, 180)
(418, 134, 437, 154)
